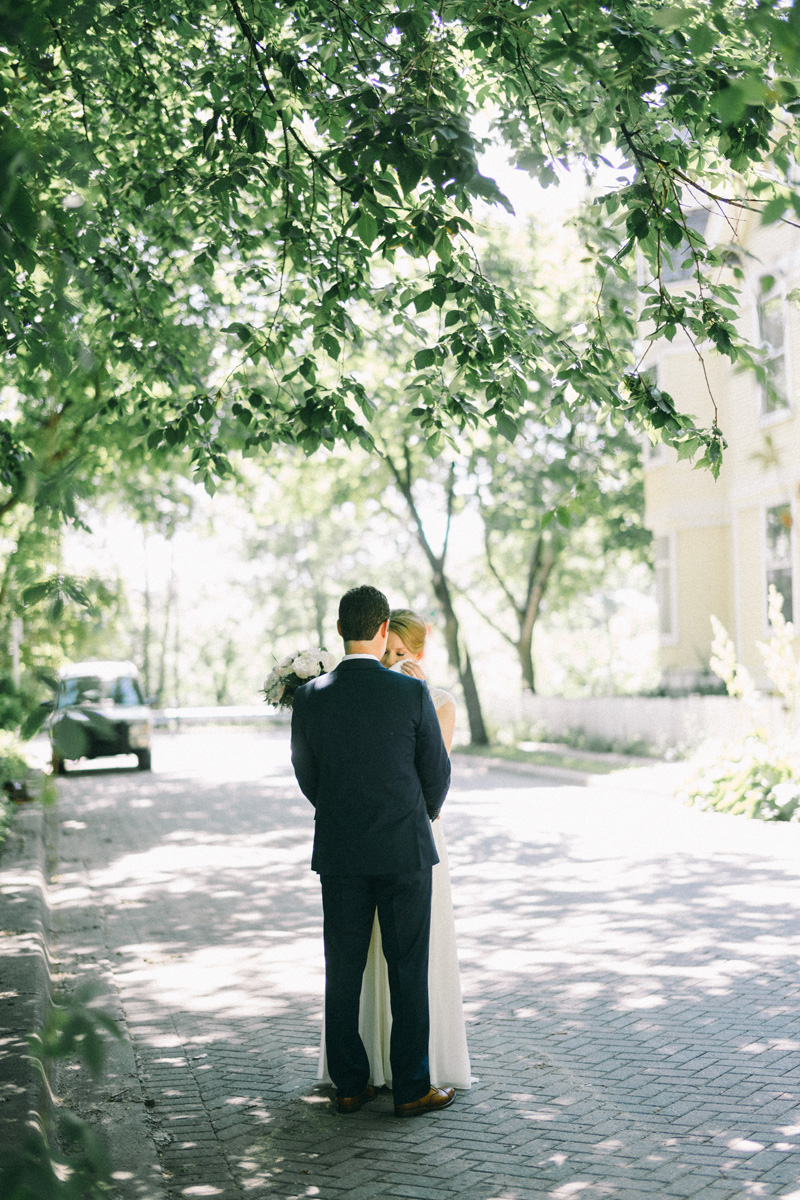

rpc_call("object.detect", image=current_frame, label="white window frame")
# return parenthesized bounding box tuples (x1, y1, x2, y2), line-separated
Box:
(756, 285, 792, 424)
(763, 500, 796, 631)
(654, 532, 678, 645)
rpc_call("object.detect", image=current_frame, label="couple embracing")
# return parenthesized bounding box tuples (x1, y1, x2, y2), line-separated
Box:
(291, 585, 470, 1117)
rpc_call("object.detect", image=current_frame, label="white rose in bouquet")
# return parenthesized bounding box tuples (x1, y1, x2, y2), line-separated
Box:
(318, 650, 337, 673)
(293, 652, 320, 679)
(263, 647, 338, 709)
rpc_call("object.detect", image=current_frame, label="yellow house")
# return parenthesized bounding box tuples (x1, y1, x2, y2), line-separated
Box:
(643, 209, 800, 690)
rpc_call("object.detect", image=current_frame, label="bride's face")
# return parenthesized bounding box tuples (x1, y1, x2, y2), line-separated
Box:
(381, 631, 422, 668)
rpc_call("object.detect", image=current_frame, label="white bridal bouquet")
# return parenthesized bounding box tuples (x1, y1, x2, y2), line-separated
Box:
(263, 648, 337, 709)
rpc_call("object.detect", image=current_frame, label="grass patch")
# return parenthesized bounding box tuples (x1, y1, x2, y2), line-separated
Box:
(453, 743, 624, 775)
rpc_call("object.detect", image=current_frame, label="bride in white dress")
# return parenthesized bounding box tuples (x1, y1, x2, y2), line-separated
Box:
(318, 609, 471, 1092)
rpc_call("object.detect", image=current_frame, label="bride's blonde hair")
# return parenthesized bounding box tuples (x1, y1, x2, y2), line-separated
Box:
(389, 608, 427, 656)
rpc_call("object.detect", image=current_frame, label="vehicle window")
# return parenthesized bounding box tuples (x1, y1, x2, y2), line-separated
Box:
(110, 676, 144, 705)
(57, 674, 144, 707)
(59, 677, 103, 707)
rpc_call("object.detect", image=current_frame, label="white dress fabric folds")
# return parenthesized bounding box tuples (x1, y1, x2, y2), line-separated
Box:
(318, 687, 471, 1090)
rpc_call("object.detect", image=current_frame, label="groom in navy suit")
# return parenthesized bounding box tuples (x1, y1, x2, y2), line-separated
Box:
(291, 585, 455, 1116)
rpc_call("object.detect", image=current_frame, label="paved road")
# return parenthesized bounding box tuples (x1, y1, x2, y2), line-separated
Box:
(50, 728, 800, 1199)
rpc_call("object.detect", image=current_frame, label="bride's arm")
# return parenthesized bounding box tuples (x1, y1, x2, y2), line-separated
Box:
(436, 699, 456, 754)
(399, 660, 455, 753)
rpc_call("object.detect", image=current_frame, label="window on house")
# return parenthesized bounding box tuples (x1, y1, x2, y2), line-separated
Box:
(765, 503, 793, 624)
(654, 534, 676, 640)
(757, 290, 790, 415)
(661, 209, 709, 284)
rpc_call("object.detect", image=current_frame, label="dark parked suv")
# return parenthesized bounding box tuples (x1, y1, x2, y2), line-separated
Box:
(50, 660, 153, 773)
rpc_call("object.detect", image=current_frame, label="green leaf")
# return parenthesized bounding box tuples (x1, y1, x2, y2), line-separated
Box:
(662, 219, 685, 249)
(433, 227, 452, 264)
(689, 24, 715, 56)
(52, 715, 89, 760)
(716, 83, 748, 126)
(675, 436, 701, 461)
(321, 333, 341, 359)
(626, 208, 650, 240)
(496, 412, 518, 442)
(357, 211, 378, 245)
(22, 582, 53, 605)
(84, 711, 116, 739)
(395, 153, 423, 195)
(651, 6, 689, 31)
(360, 87, 380, 111)
(761, 197, 787, 225)
(414, 348, 436, 369)
(21, 707, 49, 739)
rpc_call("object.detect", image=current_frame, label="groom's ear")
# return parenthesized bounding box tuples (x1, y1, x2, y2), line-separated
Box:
(337, 619, 343, 637)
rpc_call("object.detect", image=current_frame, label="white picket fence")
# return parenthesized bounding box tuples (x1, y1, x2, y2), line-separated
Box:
(520, 692, 789, 754)
(152, 695, 790, 754)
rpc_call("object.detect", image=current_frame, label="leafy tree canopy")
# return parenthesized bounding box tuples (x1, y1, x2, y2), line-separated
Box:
(2, 0, 800, 505)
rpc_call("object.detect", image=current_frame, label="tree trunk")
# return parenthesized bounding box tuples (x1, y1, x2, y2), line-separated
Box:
(517, 639, 536, 693)
(142, 537, 152, 700)
(459, 646, 488, 746)
(172, 578, 181, 709)
(313, 588, 327, 649)
(386, 451, 489, 746)
(155, 564, 176, 706)
(515, 540, 558, 695)
(431, 571, 488, 746)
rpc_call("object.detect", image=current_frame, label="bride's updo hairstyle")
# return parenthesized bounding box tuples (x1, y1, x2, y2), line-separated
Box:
(389, 608, 427, 656)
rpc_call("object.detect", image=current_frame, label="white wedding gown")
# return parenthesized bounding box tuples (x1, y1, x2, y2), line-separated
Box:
(317, 688, 471, 1091)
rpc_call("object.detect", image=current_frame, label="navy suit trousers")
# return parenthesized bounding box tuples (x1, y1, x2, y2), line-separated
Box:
(320, 868, 432, 1105)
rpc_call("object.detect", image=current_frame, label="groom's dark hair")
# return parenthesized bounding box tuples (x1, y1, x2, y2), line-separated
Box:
(339, 585, 390, 643)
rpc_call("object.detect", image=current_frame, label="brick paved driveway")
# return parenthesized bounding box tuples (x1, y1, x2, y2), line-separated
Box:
(50, 728, 800, 1199)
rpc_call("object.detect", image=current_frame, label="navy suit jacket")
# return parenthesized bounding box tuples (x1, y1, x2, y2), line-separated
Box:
(291, 657, 451, 875)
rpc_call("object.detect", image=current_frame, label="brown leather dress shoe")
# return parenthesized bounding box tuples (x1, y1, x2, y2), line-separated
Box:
(335, 1084, 377, 1114)
(394, 1085, 456, 1117)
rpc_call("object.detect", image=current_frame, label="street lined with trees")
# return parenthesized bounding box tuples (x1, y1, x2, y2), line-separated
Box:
(2, 0, 800, 733)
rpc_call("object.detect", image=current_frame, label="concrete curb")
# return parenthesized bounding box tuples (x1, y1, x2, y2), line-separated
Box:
(0, 796, 169, 1199)
(0, 802, 55, 1153)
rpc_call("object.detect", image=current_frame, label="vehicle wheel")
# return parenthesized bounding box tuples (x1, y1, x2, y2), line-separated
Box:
(136, 750, 152, 771)
(52, 752, 66, 776)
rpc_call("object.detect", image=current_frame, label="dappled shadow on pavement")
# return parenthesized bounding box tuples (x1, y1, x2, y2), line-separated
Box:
(50, 729, 800, 1199)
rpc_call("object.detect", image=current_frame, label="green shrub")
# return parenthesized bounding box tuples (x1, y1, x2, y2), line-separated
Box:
(0, 984, 121, 1200)
(0, 675, 25, 730)
(0, 729, 29, 786)
(682, 735, 800, 821)
(0, 731, 30, 848)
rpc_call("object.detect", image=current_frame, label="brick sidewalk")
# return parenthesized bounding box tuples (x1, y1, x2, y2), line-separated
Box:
(47, 728, 800, 1199)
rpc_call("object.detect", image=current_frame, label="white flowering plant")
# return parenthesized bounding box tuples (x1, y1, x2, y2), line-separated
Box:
(262, 648, 337, 709)
(680, 587, 800, 822)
